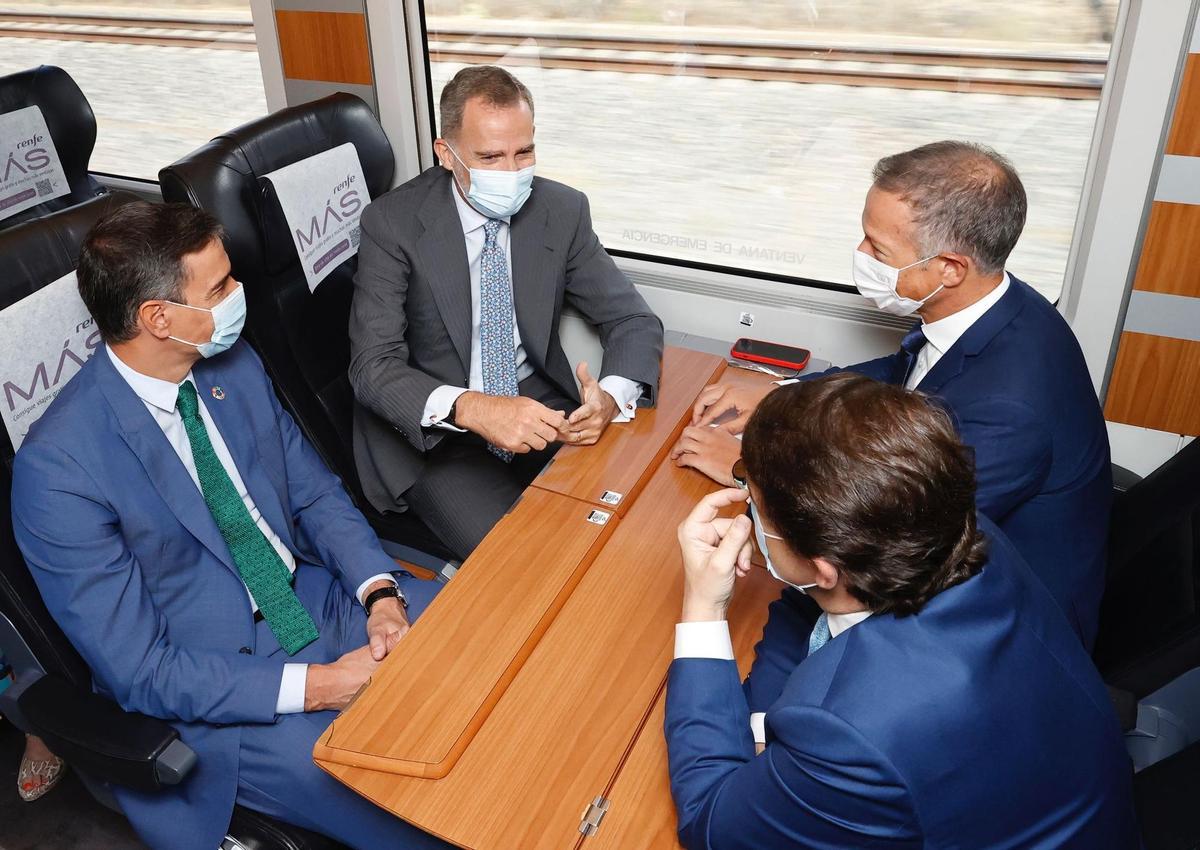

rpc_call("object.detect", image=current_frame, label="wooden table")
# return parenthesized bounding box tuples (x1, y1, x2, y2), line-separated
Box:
(314, 347, 782, 849)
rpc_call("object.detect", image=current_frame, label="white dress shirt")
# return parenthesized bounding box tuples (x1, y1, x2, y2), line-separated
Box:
(905, 273, 1010, 389)
(106, 347, 392, 714)
(422, 183, 642, 430)
(674, 607, 872, 745)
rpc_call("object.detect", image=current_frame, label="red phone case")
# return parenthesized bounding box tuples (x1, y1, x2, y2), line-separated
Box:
(730, 343, 811, 371)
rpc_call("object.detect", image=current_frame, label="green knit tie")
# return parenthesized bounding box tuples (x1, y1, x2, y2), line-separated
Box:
(176, 381, 318, 655)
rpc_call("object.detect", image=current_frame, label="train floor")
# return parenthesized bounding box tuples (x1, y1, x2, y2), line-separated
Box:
(0, 718, 147, 850)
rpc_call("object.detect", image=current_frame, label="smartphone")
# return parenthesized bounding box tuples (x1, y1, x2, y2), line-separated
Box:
(730, 338, 811, 371)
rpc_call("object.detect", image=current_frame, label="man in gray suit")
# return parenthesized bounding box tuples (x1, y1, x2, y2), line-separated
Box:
(350, 66, 664, 560)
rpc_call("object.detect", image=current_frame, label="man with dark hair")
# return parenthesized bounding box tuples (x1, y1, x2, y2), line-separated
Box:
(350, 64, 663, 560)
(667, 373, 1138, 849)
(11, 201, 450, 850)
(676, 140, 1111, 649)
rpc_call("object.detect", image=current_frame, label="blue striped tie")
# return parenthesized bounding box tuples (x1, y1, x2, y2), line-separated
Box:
(479, 219, 520, 461)
(808, 612, 831, 656)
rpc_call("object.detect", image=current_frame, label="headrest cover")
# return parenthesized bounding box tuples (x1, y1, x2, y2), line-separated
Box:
(260, 142, 370, 287)
(0, 105, 70, 222)
(0, 270, 95, 449)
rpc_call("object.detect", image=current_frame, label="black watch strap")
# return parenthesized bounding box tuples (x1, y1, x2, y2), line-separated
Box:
(446, 397, 460, 427)
(364, 584, 407, 615)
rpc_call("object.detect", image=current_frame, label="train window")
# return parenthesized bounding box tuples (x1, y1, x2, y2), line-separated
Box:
(422, 1, 1121, 300)
(0, 1, 267, 182)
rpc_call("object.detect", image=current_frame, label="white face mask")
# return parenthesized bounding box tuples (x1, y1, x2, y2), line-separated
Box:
(446, 144, 534, 219)
(852, 249, 943, 317)
(749, 500, 818, 594)
(167, 283, 246, 359)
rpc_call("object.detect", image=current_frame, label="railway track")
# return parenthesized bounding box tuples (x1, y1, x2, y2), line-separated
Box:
(0, 12, 1106, 98)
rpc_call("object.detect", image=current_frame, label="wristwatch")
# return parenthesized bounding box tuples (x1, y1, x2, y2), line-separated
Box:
(445, 396, 461, 428)
(364, 584, 407, 616)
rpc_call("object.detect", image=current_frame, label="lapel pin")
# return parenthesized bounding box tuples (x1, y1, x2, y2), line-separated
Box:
(211, 386, 225, 401)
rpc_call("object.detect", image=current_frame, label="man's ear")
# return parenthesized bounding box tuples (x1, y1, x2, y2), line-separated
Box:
(433, 138, 455, 171)
(811, 556, 841, 590)
(139, 301, 171, 340)
(937, 253, 971, 290)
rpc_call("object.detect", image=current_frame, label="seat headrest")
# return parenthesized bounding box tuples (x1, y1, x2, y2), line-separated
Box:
(0, 66, 98, 199)
(0, 191, 140, 313)
(158, 93, 394, 279)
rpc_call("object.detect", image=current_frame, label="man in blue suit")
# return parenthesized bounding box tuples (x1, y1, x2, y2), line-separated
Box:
(673, 141, 1111, 649)
(667, 373, 1138, 849)
(10, 202, 451, 850)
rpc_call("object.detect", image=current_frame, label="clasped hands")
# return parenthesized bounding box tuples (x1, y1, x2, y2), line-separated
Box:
(669, 381, 774, 486)
(304, 579, 410, 712)
(678, 488, 755, 622)
(455, 361, 619, 453)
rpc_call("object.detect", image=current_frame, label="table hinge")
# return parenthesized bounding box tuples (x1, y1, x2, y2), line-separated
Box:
(578, 796, 610, 836)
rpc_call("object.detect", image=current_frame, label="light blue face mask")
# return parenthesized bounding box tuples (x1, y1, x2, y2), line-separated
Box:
(749, 499, 818, 594)
(446, 144, 534, 219)
(167, 282, 246, 359)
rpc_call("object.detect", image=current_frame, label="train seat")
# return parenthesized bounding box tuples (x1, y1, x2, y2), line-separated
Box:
(1095, 437, 1200, 775)
(0, 65, 106, 231)
(0, 195, 348, 850)
(158, 93, 455, 566)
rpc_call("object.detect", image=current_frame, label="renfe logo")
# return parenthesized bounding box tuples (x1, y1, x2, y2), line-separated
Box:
(2, 134, 52, 181)
(294, 172, 363, 251)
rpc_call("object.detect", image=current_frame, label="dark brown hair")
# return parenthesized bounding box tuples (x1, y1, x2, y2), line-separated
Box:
(742, 373, 987, 615)
(439, 65, 535, 140)
(78, 201, 224, 344)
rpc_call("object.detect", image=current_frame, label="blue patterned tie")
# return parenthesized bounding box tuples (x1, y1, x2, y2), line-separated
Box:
(479, 219, 520, 461)
(808, 612, 831, 656)
(894, 324, 928, 386)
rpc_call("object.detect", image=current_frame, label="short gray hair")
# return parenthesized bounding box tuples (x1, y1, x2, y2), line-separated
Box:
(872, 141, 1027, 276)
(439, 66, 534, 140)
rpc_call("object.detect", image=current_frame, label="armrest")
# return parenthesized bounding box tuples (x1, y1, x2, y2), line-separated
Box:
(17, 673, 196, 792)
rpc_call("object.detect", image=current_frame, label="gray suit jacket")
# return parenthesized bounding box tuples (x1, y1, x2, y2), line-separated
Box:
(349, 166, 664, 512)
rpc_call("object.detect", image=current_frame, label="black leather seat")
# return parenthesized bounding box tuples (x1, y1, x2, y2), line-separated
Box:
(0, 194, 347, 850)
(1095, 438, 1200, 698)
(158, 93, 454, 563)
(0, 66, 106, 231)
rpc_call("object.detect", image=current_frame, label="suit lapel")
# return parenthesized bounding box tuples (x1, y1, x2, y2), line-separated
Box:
(192, 360, 294, 555)
(95, 350, 238, 575)
(510, 185, 557, 367)
(916, 278, 1027, 394)
(416, 172, 473, 376)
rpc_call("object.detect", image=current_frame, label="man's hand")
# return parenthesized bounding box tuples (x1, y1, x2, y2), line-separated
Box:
(364, 579, 410, 662)
(454, 391, 567, 454)
(564, 361, 619, 446)
(669, 425, 743, 487)
(690, 382, 775, 434)
(678, 488, 754, 622)
(304, 645, 380, 712)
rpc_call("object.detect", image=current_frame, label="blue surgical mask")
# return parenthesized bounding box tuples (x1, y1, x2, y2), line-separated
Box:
(167, 282, 246, 358)
(749, 500, 818, 594)
(446, 144, 534, 219)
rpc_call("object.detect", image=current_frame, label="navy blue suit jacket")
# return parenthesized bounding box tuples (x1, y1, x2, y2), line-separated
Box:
(815, 276, 1110, 647)
(11, 342, 400, 850)
(665, 517, 1139, 849)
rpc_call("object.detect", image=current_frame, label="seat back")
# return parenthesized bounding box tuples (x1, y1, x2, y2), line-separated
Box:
(0, 192, 138, 691)
(158, 94, 394, 518)
(1095, 439, 1200, 695)
(0, 66, 105, 230)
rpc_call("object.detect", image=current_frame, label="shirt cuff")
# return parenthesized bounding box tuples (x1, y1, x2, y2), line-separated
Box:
(599, 375, 642, 423)
(674, 620, 735, 660)
(750, 712, 767, 745)
(356, 573, 397, 608)
(422, 385, 469, 432)
(773, 377, 799, 386)
(276, 663, 308, 714)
